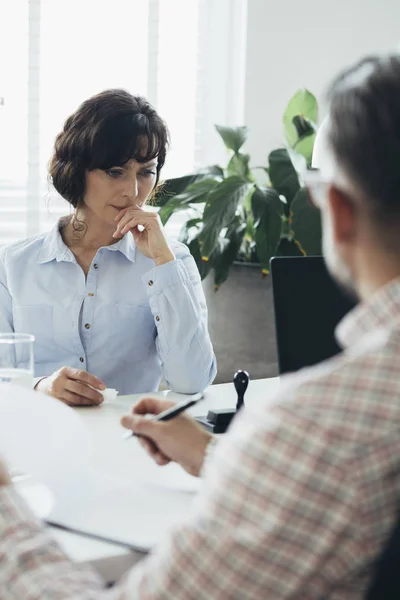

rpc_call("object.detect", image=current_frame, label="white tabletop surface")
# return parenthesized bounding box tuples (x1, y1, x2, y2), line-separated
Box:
(48, 377, 280, 583)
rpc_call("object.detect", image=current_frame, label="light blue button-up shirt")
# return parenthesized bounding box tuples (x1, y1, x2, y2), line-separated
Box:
(0, 223, 216, 394)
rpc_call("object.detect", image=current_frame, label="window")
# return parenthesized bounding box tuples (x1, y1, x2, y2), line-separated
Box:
(0, 0, 247, 245)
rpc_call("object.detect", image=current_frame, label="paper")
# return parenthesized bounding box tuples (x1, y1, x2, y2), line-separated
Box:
(47, 469, 196, 551)
(1, 384, 199, 551)
(0, 384, 90, 513)
(100, 388, 118, 403)
(135, 451, 201, 493)
(17, 477, 55, 519)
(87, 386, 118, 403)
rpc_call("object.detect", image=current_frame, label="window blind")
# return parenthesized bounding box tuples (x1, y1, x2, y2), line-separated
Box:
(0, 0, 247, 245)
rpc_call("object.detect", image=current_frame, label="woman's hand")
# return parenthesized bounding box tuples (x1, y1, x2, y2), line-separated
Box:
(113, 205, 175, 266)
(35, 367, 106, 406)
(121, 397, 213, 477)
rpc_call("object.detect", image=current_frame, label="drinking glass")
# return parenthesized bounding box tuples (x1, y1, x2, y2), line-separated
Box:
(0, 333, 35, 388)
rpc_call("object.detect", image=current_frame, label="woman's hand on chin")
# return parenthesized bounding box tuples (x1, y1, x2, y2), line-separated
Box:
(113, 205, 175, 266)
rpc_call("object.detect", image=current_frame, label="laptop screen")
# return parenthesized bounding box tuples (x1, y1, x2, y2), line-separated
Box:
(270, 256, 358, 375)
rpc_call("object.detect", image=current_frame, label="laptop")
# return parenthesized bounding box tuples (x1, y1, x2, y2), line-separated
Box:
(270, 256, 358, 375)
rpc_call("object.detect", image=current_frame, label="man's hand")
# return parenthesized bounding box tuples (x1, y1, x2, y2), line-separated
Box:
(121, 397, 213, 477)
(36, 367, 106, 406)
(0, 457, 11, 486)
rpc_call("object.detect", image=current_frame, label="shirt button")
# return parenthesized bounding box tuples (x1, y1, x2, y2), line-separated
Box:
(88, 292, 94, 297)
(155, 316, 160, 322)
(85, 323, 91, 329)
(93, 263, 98, 269)
(79, 357, 84, 363)
(148, 280, 154, 287)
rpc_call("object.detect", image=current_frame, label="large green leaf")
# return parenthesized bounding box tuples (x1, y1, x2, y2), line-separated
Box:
(199, 176, 252, 259)
(153, 174, 200, 207)
(227, 153, 250, 178)
(291, 116, 317, 166)
(293, 133, 316, 168)
(159, 178, 218, 225)
(187, 237, 212, 280)
(158, 197, 189, 225)
(154, 168, 223, 207)
(290, 187, 322, 255)
(213, 219, 247, 288)
(178, 178, 220, 202)
(251, 186, 283, 273)
(198, 164, 224, 178)
(268, 148, 300, 208)
(215, 125, 248, 153)
(178, 218, 202, 245)
(292, 115, 316, 139)
(283, 89, 318, 148)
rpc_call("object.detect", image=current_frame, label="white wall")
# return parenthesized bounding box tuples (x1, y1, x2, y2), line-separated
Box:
(244, 0, 400, 165)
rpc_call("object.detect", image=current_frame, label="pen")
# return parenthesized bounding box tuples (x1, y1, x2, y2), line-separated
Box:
(122, 392, 204, 440)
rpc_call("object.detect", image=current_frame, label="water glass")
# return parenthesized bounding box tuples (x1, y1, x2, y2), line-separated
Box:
(0, 333, 35, 388)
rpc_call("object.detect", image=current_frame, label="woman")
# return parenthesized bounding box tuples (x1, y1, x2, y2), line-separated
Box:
(0, 90, 216, 403)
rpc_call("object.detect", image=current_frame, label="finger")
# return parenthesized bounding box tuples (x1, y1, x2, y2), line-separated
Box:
(132, 397, 176, 416)
(66, 368, 106, 390)
(117, 212, 153, 234)
(60, 390, 100, 406)
(114, 205, 145, 223)
(131, 227, 149, 246)
(138, 436, 171, 466)
(118, 217, 143, 236)
(115, 211, 136, 230)
(154, 454, 171, 466)
(115, 207, 130, 221)
(116, 207, 143, 225)
(65, 380, 103, 404)
(120, 415, 176, 457)
(131, 226, 143, 241)
(120, 414, 163, 439)
(116, 209, 156, 234)
(113, 217, 140, 239)
(138, 436, 159, 457)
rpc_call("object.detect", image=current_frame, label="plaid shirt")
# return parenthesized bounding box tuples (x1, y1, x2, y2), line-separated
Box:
(2, 278, 400, 599)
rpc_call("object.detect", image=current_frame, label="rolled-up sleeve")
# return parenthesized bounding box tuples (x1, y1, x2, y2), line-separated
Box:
(142, 246, 216, 393)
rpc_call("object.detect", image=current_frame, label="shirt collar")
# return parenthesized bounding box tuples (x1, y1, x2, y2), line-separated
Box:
(103, 231, 136, 263)
(336, 277, 400, 348)
(37, 220, 136, 264)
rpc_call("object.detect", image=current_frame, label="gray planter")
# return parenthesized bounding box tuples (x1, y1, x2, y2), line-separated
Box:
(203, 263, 279, 384)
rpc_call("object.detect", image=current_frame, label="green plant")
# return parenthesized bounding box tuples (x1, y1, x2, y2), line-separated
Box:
(155, 89, 322, 288)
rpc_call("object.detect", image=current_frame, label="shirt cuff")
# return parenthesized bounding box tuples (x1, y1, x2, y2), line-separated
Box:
(142, 259, 190, 295)
(33, 376, 47, 390)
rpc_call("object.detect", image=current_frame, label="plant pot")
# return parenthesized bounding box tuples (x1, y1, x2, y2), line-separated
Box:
(202, 262, 279, 384)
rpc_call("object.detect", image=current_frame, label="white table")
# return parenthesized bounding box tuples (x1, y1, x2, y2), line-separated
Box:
(49, 377, 280, 583)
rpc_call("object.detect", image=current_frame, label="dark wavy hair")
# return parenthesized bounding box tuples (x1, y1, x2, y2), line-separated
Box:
(49, 89, 169, 208)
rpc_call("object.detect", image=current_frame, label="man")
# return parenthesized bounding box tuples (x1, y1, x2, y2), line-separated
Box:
(1, 53, 400, 598)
